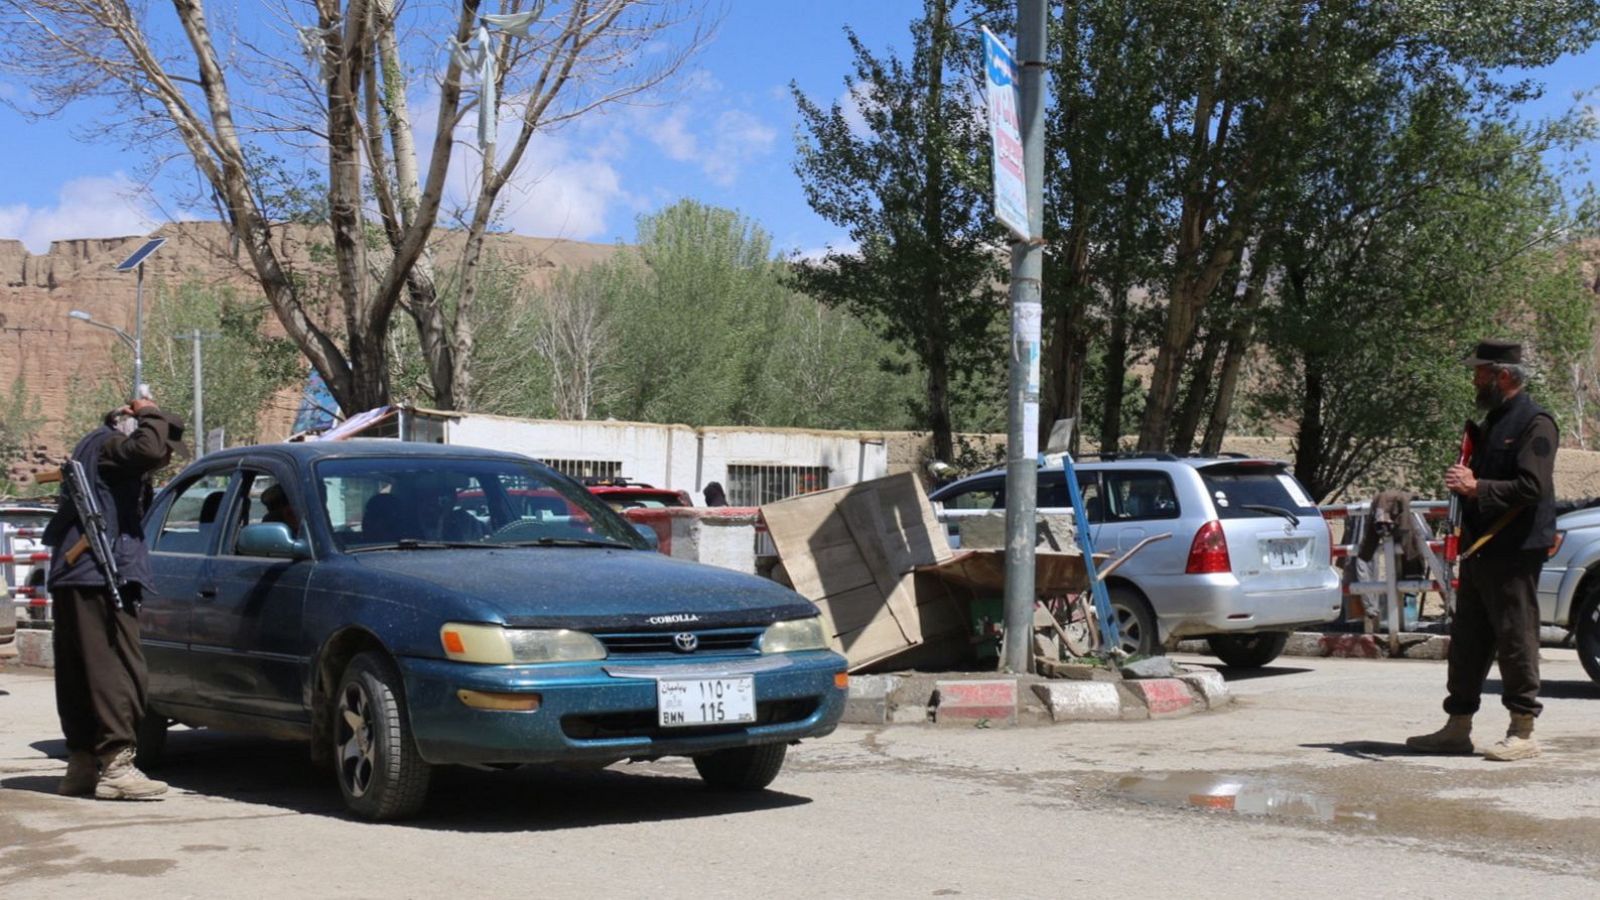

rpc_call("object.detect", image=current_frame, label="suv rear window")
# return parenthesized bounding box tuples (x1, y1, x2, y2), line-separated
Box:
(1201, 464, 1319, 519)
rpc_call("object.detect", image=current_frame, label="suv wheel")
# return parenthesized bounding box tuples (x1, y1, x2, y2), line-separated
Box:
(1576, 591, 1600, 684)
(1108, 585, 1160, 658)
(1206, 631, 1290, 668)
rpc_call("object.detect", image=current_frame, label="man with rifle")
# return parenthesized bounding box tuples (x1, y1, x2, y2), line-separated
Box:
(42, 395, 187, 799)
(1407, 340, 1557, 762)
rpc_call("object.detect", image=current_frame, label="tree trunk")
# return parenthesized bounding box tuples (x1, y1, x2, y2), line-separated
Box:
(1040, 221, 1091, 452)
(1171, 325, 1222, 456)
(920, 0, 954, 463)
(1099, 282, 1130, 455)
(1295, 353, 1328, 501)
(1200, 243, 1274, 457)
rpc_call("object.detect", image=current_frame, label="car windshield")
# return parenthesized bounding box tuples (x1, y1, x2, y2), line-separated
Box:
(1200, 465, 1320, 519)
(315, 456, 648, 553)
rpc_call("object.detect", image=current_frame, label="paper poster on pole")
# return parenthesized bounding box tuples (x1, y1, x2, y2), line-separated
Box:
(1015, 301, 1042, 395)
(981, 27, 1029, 241)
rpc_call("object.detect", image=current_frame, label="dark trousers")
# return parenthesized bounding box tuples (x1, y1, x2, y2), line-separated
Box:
(1445, 551, 1543, 718)
(52, 586, 148, 757)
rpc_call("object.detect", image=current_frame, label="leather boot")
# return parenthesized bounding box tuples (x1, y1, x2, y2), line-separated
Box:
(57, 751, 98, 797)
(94, 746, 168, 800)
(1483, 713, 1540, 761)
(1405, 714, 1474, 754)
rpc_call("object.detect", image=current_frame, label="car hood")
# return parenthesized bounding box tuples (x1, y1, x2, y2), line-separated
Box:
(347, 547, 817, 630)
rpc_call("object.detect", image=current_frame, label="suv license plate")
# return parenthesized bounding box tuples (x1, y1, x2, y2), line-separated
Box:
(1264, 538, 1309, 570)
(657, 676, 756, 727)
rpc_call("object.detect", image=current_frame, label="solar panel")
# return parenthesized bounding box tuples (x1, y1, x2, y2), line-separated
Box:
(115, 237, 166, 271)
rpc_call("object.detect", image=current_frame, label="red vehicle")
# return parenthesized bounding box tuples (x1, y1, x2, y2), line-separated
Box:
(580, 477, 692, 511)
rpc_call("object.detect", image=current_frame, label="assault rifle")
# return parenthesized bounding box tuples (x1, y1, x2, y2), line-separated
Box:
(1444, 421, 1477, 562)
(58, 458, 126, 611)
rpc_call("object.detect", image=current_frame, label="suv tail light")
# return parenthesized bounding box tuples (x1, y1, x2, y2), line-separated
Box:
(1186, 520, 1232, 574)
(1322, 515, 1334, 566)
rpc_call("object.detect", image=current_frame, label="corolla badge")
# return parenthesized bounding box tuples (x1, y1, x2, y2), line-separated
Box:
(647, 613, 701, 625)
(673, 632, 699, 653)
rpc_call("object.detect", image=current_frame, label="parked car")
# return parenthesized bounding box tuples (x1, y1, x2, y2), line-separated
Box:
(1537, 505, 1600, 684)
(929, 455, 1341, 667)
(581, 477, 693, 511)
(137, 440, 847, 819)
(2, 502, 55, 616)
(0, 570, 14, 661)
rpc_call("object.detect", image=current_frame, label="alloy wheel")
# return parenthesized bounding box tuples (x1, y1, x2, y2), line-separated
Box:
(337, 680, 376, 799)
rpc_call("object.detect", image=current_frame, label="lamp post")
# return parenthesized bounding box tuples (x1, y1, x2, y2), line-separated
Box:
(174, 330, 221, 455)
(114, 237, 167, 399)
(67, 310, 139, 397)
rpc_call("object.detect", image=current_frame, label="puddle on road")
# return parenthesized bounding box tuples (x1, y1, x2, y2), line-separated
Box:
(1115, 772, 1378, 824)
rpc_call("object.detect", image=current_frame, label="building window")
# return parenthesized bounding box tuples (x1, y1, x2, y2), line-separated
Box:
(726, 464, 830, 506)
(541, 458, 623, 481)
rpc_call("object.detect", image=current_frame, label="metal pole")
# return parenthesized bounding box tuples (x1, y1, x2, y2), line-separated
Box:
(133, 262, 146, 398)
(191, 328, 204, 451)
(1001, 0, 1048, 674)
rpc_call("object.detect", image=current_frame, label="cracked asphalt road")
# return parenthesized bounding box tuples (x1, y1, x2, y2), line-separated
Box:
(3, 650, 1597, 898)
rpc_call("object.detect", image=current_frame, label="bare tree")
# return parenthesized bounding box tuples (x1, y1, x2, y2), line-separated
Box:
(530, 272, 612, 419)
(1, 0, 707, 414)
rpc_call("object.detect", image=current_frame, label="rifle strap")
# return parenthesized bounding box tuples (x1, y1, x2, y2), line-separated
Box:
(1458, 507, 1523, 562)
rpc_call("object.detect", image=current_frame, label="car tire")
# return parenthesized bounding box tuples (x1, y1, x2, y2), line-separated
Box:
(1576, 590, 1600, 685)
(334, 651, 432, 821)
(1108, 585, 1161, 658)
(693, 742, 787, 791)
(1207, 631, 1291, 668)
(135, 713, 168, 770)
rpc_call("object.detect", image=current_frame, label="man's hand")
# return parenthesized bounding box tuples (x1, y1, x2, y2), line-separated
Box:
(1445, 464, 1478, 498)
(129, 397, 157, 415)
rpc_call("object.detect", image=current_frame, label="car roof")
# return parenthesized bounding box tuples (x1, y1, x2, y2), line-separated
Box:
(931, 455, 1291, 495)
(188, 439, 538, 468)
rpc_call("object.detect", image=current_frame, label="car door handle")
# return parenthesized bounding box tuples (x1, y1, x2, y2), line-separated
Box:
(197, 588, 217, 599)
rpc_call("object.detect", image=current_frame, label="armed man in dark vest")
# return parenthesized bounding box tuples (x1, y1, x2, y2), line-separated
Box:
(1407, 339, 1556, 761)
(42, 395, 188, 799)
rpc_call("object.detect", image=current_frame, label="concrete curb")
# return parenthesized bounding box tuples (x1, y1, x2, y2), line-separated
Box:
(844, 665, 1234, 727)
(1176, 631, 1451, 661)
(16, 628, 52, 668)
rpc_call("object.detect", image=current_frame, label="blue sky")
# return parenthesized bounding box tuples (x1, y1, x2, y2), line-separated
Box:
(1, 2, 1595, 257)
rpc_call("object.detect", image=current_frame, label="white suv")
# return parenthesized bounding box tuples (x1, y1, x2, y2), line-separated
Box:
(930, 455, 1342, 667)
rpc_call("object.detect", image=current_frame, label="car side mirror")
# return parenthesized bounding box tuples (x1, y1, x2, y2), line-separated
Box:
(238, 523, 311, 560)
(632, 522, 660, 552)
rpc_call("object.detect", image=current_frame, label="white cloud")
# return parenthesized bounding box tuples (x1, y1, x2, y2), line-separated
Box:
(0, 174, 158, 254)
(647, 108, 700, 161)
(791, 237, 860, 263)
(493, 143, 629, 239)
(701, 110, 777, 187)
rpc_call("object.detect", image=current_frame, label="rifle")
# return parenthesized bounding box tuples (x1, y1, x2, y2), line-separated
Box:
(57, 458, 127, 611)
(1444, 421, 1477, 562)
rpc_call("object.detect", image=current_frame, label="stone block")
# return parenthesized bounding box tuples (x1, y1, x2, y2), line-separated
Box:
(1125, 678, 1195, 718)
(890, 704, 931, 725)
(1284, 632, 1326, 657)
(1398, 635, 1450, 660)
(933, 678, 1018, 726)
(1122, 656, 1184, 679)
(842, 674, 898, 725)
(18, 628, 53, 669)
(1179, 670, 1231, 708)
(1030, 681, 1122, 722)
(1319, 633, 1383, 659)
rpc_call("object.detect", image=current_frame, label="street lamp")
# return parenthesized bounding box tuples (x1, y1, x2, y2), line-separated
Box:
(114, 237, 166, 399)
(67, 309, 137, 350)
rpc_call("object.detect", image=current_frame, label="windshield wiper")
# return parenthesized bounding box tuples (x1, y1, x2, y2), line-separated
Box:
(347, 539, 497, 553)
(505, 537, 633, 549)
(1240, 504, 1300, 527)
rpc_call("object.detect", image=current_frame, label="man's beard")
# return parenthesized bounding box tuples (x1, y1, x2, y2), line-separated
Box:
(1475, 380, 1506, 410)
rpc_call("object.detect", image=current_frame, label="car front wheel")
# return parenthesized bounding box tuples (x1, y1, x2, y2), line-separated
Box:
(334, 651, 432, 820)
(693, 743, 787, 791)
(1207, 631, 1290, 668)
(1576, 590, 1600, 685)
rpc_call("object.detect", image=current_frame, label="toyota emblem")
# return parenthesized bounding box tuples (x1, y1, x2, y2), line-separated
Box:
(673, 632, 699, 653)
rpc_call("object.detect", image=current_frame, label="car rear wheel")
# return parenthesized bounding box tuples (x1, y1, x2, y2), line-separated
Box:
(693, 743, 787, 791)
(334, 651, 432, 820)
(1206, 631, 1290, 668)
(1576, 591, 1600, 685)
(1108, 585, 1161, 658)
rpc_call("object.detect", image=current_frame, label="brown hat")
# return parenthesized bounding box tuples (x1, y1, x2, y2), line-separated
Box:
(147, 409, 192, 460)
(1462, 339, 1522, 367)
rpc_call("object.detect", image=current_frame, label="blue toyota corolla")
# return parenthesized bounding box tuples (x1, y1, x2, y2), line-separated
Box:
(136, 440, 847, 820)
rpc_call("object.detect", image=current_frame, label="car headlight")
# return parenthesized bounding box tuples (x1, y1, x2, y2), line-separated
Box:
(440, 623, 607, 664)
(759, 617, 830, 654)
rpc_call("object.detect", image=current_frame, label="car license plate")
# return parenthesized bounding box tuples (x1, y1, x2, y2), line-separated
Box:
(1263, 538, 1309, 570)
(657, 676, 755, 727)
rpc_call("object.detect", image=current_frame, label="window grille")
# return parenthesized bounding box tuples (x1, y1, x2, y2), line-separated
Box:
(541, 458, 623, 481)
(726, 464, 830, 506)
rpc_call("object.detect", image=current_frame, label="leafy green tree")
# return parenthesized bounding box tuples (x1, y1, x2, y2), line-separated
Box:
(790, 0, 1006, 462)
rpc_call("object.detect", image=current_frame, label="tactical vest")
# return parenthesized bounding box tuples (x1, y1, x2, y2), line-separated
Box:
(43, 425, 157, 591)
(1465, 391, 1557, 555)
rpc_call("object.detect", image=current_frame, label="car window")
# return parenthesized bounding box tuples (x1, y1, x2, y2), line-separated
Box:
(154, 473, 234, 554)
(316, 457, 646, 552)
(226, 470, 305, 552)
(1104, 471, 1180, 521)
(1202, 465, 1320, 519)
(1075, 473, 1105, 524)
(942, 478, 1003, 510)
